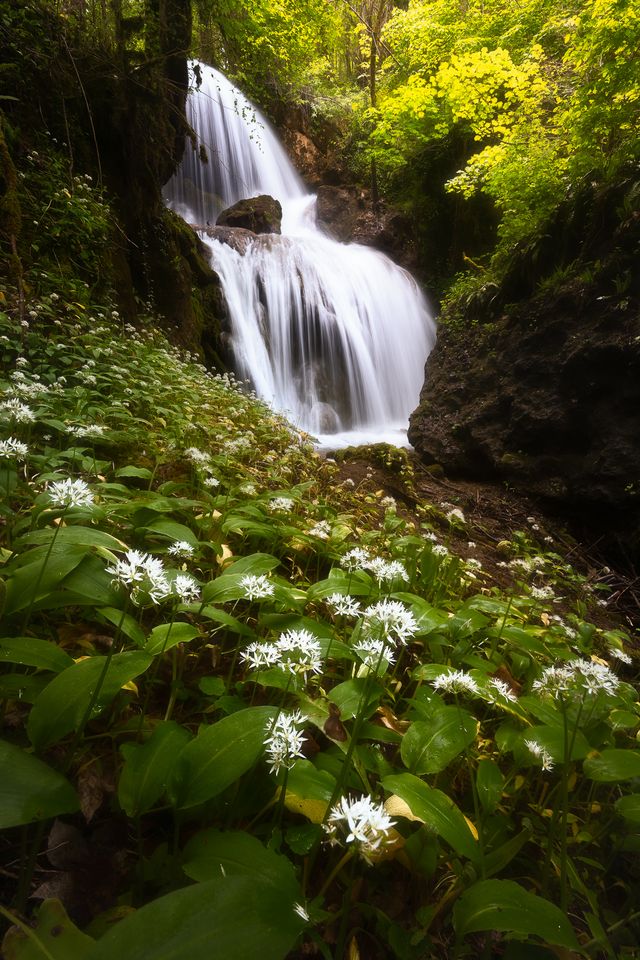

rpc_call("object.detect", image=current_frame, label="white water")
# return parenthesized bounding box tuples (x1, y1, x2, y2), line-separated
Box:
(164, 62, 435, 445)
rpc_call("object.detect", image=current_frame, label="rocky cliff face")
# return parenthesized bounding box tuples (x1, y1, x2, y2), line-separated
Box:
(409, 177, 640, 562)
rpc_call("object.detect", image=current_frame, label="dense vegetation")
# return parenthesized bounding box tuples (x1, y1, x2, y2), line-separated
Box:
(0, 0, 639, 958)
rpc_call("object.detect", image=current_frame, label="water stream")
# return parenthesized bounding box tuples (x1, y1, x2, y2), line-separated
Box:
(164, 62, 435, 446)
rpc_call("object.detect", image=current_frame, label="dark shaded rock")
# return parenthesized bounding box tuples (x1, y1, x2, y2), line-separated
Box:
(315, 185, 419, 271)
(216, 195, 282, 234)
(409, 177, 640, 563)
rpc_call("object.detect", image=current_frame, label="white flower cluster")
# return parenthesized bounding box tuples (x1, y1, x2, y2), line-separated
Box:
(362, 599, 418, 646)
(0, 398, 36, 422)
(167, 540, 195, 559)
(268, 497, 295, 513)
(46, 477, 95, 508)
(532, 658, 620, 699)
(241, 628, 323, 681)
(106, 549, 171, 605)
(0, 437, 29, 460)
(308, 519, 331, 540)
(239, 573, 275, 601)
(264, 709, 306, 774)
(339, 548, 408, 584)
(431, 669, 479, 696)
(524, 738, 554, 772)
(324, 795, 395, 864)
(326, 593, 361, 617)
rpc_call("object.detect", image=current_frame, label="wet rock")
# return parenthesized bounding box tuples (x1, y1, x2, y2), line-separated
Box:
(216, 195, 282, 234)
(409, 178, 640, 563)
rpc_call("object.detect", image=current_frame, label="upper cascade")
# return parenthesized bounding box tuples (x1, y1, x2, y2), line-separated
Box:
(164, 62, 435, 444)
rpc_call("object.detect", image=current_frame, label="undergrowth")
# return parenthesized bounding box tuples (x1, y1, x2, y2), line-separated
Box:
(0, 277, 638, 960)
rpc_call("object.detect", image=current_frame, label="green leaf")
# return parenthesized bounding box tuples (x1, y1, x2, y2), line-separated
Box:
(170, 706, 277, 809)
(143, 519, 198, 545)
(4, 548, 86, 615)
(383, 773, 480, 863)
(583, 749, 640, 782)
(144, 622, 201, 655)
(522, 725, 590, 764)
(28, 652, 153, 750)
(0, 637, 74, 673)
(453, 879, 580, 949)
(615, 794, 640, 823)
(0, 740, 79, 828)
(15, 527, 129, 561)
(85, 875, 303, 960)
(182, 830, 300, 897)
(476, 759, 504, 814)
(97, 607, 146, 647)
(115, 466, 153, 479)
(401, 707, 478, 775)
(328, 679, 382, 720)
(118, 722, 192, 818)
(2, 899, 94, 959)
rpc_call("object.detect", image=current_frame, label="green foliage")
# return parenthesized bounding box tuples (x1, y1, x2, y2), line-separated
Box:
(0, 233, 638, 955)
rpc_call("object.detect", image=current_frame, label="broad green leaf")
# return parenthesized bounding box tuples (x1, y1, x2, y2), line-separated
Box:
(453, 879, 580, 949)
(484, 827, 533, 878)
(143, 518, 198, 545)
(522, 725, 590, 764)
(97, 607, 146, 647)
(328, 678, 382, 720)
(476, 759, 504, 813)
(2, 899, 94, 959)
(15, 526, 129, 561)
(383, 773, 480, 863)
(0, 675, 49, 703)
(86, 875, 303, 960)
(144, 622, 201, 655)
(183, 603, 253, 637)
(4, 547, 87, 615)
(0, 637, 74, 673)
(615, 794, 640, 823)
(284, 759, 336, 822)
(0, 740, 79, 828)
(115, 466, 153, 479)
(306, 569, 373, 600)
(28, 652, 153, 750)
(401, 707, 478, 775)
(170, 706, 277, 809)
(182, 830, 300, 898)
(392, 593, 449, 634)
(583, 749, 640, 782)
(118, 722, 192, 817)
(221, 553, 281, 576)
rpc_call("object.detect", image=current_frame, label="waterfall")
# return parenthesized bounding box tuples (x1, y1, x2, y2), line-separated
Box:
(164, 62, 435, 446)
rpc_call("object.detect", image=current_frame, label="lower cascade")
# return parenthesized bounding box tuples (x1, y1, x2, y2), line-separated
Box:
(165, 62, 436, 444)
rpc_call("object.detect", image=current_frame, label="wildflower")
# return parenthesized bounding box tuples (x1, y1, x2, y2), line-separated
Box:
(525, 738, 554, 772)
(0, 398, 36, 422)
(239, 573, 275, 601)
(203, 475, 220, 488)
(608, 647, 632, 665)
(488, 677, 518, 702)
(353, 635, 395, 670)
(264, 709, 307, 774)
(241, 640, 281, 671)
(381, 496, 396, 510)
(184, 446, 212, 466)
(275, 629, 323, 681)
(326, 593, 361, 617)
(340, 547, 370, 571)
(530, 585, 555, 601)
(308, 520, 331, 539)
(446, 507, 465, 524)
(0, 437, 29, 460)
(69, 424, 106, 439)
(324, 795, 395, 864)
(362, 599, 418, 645)
(46, 477, 95, 508)
(106, 549, 170, 605)
(431, 669, 479, 696)
(293, 903, 309, 923)
(167, 540, 195, 559)
(173, 574, 201, 603)
(432, 544, 449, 558)
(268, 496, 295, 513)
(532, 658, 620, 700)
(367, 557, 409, 584)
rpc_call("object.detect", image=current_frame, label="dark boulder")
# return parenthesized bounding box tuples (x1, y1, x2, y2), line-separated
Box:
(216, 195, 282, 234)
(409, 177, 640, 563)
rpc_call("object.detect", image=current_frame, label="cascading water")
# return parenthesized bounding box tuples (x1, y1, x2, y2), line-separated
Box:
(164, 62, 435, 446)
